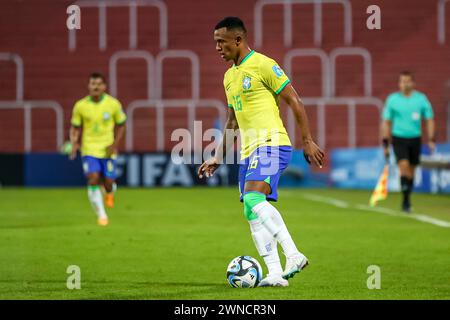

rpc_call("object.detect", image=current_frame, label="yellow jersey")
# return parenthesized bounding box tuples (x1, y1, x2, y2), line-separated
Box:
(223, 50, 292, 159)
(71, 93, 126, 158)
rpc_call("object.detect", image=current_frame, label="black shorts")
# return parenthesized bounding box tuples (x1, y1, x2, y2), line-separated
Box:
(392, 136, 421, 165)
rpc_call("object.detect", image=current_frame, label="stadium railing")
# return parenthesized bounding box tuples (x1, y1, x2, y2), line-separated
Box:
(109, 49, 200, 101)
(284, 47, 373, 98)
(329, 47, 373, 97)
(447, 101, 450, 141)
(254, 0, 352, 49)
(155, 50, 200, 100)
(284, 48, 331, 97)
(437, 0, 450, 44)
(254, 0, 386, 150)
(0, 100, 64, 152)
(286, 97, 383, 149)
(109, 50, 156, 100)
(0, 52, 23, 101)
(125, 99, 227, 152)
(0, 52, 64, 152)
(283, 46, 379, 149)
(68, 0, 168, 51)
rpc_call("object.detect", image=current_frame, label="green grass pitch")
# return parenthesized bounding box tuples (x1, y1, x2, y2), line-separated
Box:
(0, 187, 449, 300)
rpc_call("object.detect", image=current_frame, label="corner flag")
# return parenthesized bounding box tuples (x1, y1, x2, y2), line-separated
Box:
(369, 164, 389, 207)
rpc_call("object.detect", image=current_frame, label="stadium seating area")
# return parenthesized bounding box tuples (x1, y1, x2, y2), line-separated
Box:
(0, 0, 449, 154)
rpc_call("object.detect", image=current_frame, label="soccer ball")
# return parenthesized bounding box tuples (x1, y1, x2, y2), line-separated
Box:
(226, 256, 263, 288)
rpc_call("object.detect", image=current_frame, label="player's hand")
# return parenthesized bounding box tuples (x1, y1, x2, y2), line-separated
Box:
(428, 141, 436, 154)
(198, 157, 220, 179)
(107, 143, 118, 157)
(303, 140, 324, 168)
(69, 142, 80, 160)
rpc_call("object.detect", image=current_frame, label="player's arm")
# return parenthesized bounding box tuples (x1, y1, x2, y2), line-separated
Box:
(107, 123, 126, 157)
(107, 101, 127, 157)
(69, 102, 82, 160)
(425, 119, 435, 152)
(215, 107, 239, 162)
(69, 125, 81, 160)
(198, 107, 239, 178)
(278, 84, 324, 168)
(381, 95, 393, 159)
(381, 120, 392, 159)
(422, 95, 436, 153)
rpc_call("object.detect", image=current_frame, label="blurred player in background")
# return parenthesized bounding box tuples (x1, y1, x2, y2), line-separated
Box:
(69, 73, 127, 226)
(199, 17, 324, 287)
(381, 71, 435, 213)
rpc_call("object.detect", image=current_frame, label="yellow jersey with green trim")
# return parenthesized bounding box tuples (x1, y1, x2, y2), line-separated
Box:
(223, 50, 292, 159)
(71, 93, 126, 158)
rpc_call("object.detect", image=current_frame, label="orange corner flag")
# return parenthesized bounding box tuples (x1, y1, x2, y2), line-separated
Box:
(369, 164, 389, 207)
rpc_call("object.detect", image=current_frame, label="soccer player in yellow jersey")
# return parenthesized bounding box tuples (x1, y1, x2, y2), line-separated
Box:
(69, 73, 127, 226)
(199, 17, 324, 286)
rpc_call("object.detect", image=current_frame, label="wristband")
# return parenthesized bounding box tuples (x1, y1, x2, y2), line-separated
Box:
(382, 138, 389, 148)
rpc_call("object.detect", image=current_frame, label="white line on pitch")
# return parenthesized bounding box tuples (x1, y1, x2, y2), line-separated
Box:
(355, 204, 450, 228)
(298, 193, 350, 208)
(295, 192, 450, 228)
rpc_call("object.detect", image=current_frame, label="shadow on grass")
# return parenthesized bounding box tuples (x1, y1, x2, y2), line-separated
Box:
(0, 280, 230, 299)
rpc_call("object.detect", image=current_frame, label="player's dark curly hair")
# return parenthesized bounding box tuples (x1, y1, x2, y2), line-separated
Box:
(215, 16, 247, 33)
(89, 72, 106, 83)
(399, 70, 414, 80)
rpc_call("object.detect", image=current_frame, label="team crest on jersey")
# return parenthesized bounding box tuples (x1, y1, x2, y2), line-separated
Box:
(243, 76, 252, 90)
(103, 111, 111, 121)
(272, 65, 284, 78)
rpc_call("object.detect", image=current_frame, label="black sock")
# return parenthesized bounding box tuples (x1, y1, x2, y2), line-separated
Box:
(400, 176, 411, 206)
(407, 178, 414, 204)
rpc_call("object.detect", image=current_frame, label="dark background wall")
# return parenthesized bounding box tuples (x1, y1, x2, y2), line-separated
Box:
(0, 0, 449, 154)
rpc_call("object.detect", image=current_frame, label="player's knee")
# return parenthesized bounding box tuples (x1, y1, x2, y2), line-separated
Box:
(87, 174, 100, 186)
(103, 178, 114, 191)
(243, 192, 266, 221)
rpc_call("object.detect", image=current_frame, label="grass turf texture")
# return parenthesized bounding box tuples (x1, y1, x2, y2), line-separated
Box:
(0, 188, 449, 300)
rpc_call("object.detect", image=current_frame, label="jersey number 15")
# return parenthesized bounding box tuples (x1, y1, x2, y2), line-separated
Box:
(232, 95, 243, 111)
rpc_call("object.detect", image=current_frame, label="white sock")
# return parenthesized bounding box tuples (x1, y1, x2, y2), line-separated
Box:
(87, 186, 107, 219)
(249, 219, 282, 276)
(252, 201, 300, 258)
